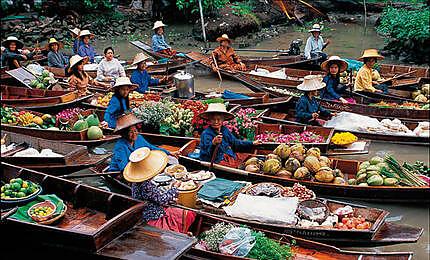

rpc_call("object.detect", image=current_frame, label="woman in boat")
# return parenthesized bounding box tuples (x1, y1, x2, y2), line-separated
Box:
(70, 28, 81, 55)
(296, 75, 336, 126)
(77, 30, 97, 63)
(199, 103, 261, 167)
(211, 34, 246, 72)
(102, 77, 135, 129)
(47, 38, 68, 69)
(304, 24, 330, 60)
(96, 47, 126, 82)
(67, 55, 109, 96)
(130, 52, 168, 93)
(354, 49, 387, 94)
(1, 36, 39, 69)
(151, 21, 177, 56)
(320, 56, 348, 103)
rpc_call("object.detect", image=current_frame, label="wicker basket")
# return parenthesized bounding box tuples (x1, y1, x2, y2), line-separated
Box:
(245, 182, 285, 197)
(39, 203, 67, 225)
(296, 199, 329, 224)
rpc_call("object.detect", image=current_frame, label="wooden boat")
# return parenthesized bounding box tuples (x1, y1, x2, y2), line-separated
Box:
(1, 162, 195, 258)
(0, 131, 111, 175)
(179, 140, 430, 203)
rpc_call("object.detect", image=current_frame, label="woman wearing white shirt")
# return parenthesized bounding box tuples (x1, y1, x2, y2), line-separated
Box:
(304, 24, 330, 60)
(96, 47, 126, 82)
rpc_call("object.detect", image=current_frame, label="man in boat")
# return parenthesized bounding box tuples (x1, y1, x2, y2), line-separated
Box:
(1, 36, 39, 69)
(320, 56, 349, 103)
(151, 21, 178, 57)
(77, 30, 97, 63)
(304, 24, 330, 60)
(211, 34, 247, 72)
(198, 103, 261, 168)
(130, 52, 169, 93)
(46, 38, 68, 69)
(354, 49, 387, 94)
(70, 28, 82, 55)
(296, 75, 337, 126)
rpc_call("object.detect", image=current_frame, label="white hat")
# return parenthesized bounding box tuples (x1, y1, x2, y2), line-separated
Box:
(199, 103, 234, 121)
(131, 52, 150, 66)
(79, 29, 95, 38)
(321, 56, 348, 73)
(2, 36, 24, 49)
(309, 24, 322, 33)
(216, 34, 232, 43)
(69, 28, 80, 36)
(113, 77, 138, 89)
(68, 55, 89, 73)
(153, 21, 167, 30)
(297, 75, 326, 91)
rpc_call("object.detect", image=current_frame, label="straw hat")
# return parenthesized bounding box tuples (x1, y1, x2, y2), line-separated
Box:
(113, 77, 138, 90)
(79, 29, 95, 39)
(216, 34, 232, 43)
(2, 36, 24, 49)
(321, 56, 348, 73)
(69, 28, 80, 36)
(114, 113, 143, 133)
(46, 38, 63, 50)
(153, 21, 167, 30)
(131, 52, 150, 66)
(68, 55, 89, 73)
(123, 147, 168, 182)
(358, 49, 384, 61)
(308, 24, 322, 33)
(297, 75, 326, 91)
(199, 103, 234, 121)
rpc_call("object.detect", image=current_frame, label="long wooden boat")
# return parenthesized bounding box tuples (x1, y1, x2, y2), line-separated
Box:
(0, 131, 111, 175)
(1, 162, 195, 258)
(179, 140, 430, 203)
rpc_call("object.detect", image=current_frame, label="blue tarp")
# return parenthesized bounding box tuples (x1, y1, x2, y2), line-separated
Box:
(222, 90, 250, 99)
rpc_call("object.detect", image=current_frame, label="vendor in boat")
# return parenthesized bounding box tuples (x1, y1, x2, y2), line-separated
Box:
(152, 21, 177, 57)
(296, 75, 336, 126)
(77, 30, 97, 63)
(130, 52, 168, 93)
(304, 24, 330, 60)
(70, 28, 81, 55)
(354, 49, 388, 94)
(102, 77, 135, 129)
(1, 36, 39, 69)
(320, 56, 349, 103)
(46, 38, 68, 69)
(211, 34, 247, 72)
(96, 47, 126, 82)
(67, 55, 109, 96)
(199, 103, 261, 167)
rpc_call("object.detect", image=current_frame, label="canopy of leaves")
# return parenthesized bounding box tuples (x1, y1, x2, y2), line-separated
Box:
(176, 0, 229, 14)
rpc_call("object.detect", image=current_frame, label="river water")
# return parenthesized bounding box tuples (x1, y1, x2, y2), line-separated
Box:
(85, 22, 429, 258)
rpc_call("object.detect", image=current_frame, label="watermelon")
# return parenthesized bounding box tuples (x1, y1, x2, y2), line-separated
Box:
(85, 113, 100, 127)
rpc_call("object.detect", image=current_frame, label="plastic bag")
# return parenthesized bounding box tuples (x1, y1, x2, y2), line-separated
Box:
(219, 227, 256, 257)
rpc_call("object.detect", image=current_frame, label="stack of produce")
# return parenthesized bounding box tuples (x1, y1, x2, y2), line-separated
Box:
(69, 112, 104, 140)
(412, 84, 429, 103)
(1, 178, 40, 200)
(29, 70, 57, 89)
(160, 101, 194, 136)
(369, 101, 428, 110)
(91, 92, 113, 107)
(224, 108, 258, 140)
(255, 131, 325, 143)
(405, 161, 429, 177)
(1, 106, 56, 129)
(331, 132, 358, 146)
(56, 108, 83, 123)
(181, 100, 208, 130)
(264, 86, 302, 97)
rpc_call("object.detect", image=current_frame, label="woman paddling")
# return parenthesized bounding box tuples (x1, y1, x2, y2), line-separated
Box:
(296, 75, 336, 126)
(1, 36, 39, 69)
(199, 103, 261, 167)
(304, 24, 330, 60)
(320, 56, 349, 103)
(46, 38, 68, 69)
(354, 49, 388, 94)
(77, 30, 97, 63)
(96, 47, 126, 82)
(151, 21, 177, 57)
(211, 34, 246, 72)
(130, 52, 168, 93)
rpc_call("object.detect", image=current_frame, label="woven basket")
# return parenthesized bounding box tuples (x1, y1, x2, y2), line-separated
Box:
(39, 203, 67, 225)
(245, 182, 285, 197)
(296, 199, 329, 224)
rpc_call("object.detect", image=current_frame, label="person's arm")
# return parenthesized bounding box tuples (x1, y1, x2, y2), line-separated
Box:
(224, 128, 253, 151)
(231, 49, 242, 64)
(160, 36, 171, 49)
(48, 52, 62, 68)
(96, 60, 106, 81)
(359, 69, 377, 92)
(67, 76, 77, 91)
(324, 78, 341, 100)
(111, 145, 129, 171)
(137, 135, 170, 154)
(132, 182, 178, 205)
(118, 60, 126, 77)
(199, 131, 216, 162)
(304, 38, 312, 59)
(104, 97, 120, 128)
(148, 73, 160, 86)
(152, 35, 162, 52)
(77, 45, 86, 57)
(319, 105, 331, 118)
(296, 97, 313, 122)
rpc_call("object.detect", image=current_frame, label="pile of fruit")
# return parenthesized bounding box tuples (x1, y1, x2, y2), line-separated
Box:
(90, 92, 162, 108)
(255, 131, 325, 143)
(412, 84, 429, 103)
(331, 132, 358, 146)
(28, 203, 54, 219)
(160, 102, 194, 136)
(56, 108, 83, 123)
(1, 178, 40, 200)
(70, 112, 104, 140)
(223, 108, 258, 140)
(91, 92, 113, 107)
(334, 216, 372, 230)
(282, 183, 315, 201)
(29, 70, 56, 89)
(181, 100, 208, 130)
(369, 101, 428, 110)
(1, 106, 56, 129)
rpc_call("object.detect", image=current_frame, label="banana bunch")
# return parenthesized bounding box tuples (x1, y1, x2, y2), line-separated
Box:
(17, 112, 35, 127)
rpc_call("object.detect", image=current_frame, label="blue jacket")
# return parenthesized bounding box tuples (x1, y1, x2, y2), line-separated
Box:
(78, 44, 96, 63)
(295, 95, 331, 124)
(109, 135, 170, 172)
(320, 75, 341, 100)
(47, 51, 68, 68)
(130, 69, 159, 93)
(152, 34, 170, 52)
(199, 126, 253, 163)
(72, 39, 83, 55)
(104, 95, 129, 129)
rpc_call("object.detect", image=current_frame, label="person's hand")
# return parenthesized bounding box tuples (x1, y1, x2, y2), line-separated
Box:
(212, 66, 219, 72)
(100, 121, 108, 128)
(372, 81, 380, 85)
(375, 89, 383, 93)
(170, 150, 180, 158)
(160, 76, 168, 84)
(21, 55, 27, 60)
(326, 39, 331, 45)
(253, 140, 262, 145)
(331, 112, 337, 117)
(104, 76, 113, 81)
(312, 113, 319, 120)
(339, 97, 348, 104)
(212, 134, 223, 145)
(172, 181, 181, 188)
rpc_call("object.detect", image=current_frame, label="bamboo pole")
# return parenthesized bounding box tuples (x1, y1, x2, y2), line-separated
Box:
(198, 0, 207, 46)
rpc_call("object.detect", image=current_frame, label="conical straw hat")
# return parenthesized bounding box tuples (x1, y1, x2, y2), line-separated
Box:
(2, 36, 24, 49)
(131, 52, 150, 66)
(358, 49, 384, 61)
(114, 113, 143, 133)
(321, 56, 348, 73)
(123, 148, 168, 182)
(297, 75, 326, 91)
(216, 34, 232, 43)
(113, 77, 138, 90)
(199, 103, 234, 120)
(68, 55, 89, 73)
(153, 21, 167, 30)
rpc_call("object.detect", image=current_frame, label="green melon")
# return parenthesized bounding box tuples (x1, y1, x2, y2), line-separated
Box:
(86, 113, 100, 127)
(73, 117, 88, 131)
(87, 126, 103, 140)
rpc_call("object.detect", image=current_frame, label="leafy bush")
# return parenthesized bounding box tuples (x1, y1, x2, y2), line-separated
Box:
(83, 0, 113, 10)
(231, 1, 254, 16)
(176, 0, 229, 14)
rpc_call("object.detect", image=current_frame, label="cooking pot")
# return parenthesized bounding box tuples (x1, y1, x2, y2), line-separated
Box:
(173, 70, 194, 98)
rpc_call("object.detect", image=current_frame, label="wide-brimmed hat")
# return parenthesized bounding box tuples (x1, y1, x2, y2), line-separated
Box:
(69, 28, 80, 36)
(358, 49, 384, 61)
(2, 36, 24, 49)
(46, 38, 63, 50)
(113, 77, 138, 90)
(123, 147, 168, 182)
(297, 75, 326, 91)
(114, 113, 143, 133)
(68, 55, 89, 73)
(199, 103, 234, 121)
(321, 56, 348, 73)
(79, 29, 95, 39)
(216, 34, 232, 43)
(309, 24, 322, 33)
(153, 21, 167, 30)
(131, 52, 150, 66)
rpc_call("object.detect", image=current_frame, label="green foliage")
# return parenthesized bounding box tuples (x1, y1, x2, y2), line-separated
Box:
(377, 5, 430, 41)
(294, 19, 330, 33)
(83, 0, 113, 10)
(176, 0, 229, 14)
(247, 230, 293, 260)
(231, 1, 254, 16)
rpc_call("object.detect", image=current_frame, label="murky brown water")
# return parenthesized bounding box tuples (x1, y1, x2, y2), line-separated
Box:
(86, 22, 429, 258)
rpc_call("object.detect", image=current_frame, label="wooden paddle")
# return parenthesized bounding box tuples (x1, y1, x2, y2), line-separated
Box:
(1, 142, 29, 157)
(378, 70, 417, 85)
(1, 207, 18, 222)
(1, 134, 7, 145)
(59, 171, 120, 179)
(211, 53, 224, 94)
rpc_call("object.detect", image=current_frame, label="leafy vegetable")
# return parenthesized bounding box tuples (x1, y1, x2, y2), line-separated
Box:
(200, 222, 235, 252)
(246, 231, 293, 260)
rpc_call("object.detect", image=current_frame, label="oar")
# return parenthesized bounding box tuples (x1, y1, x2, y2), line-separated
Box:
(58, 171, 120, 179)
(203, 47, 289, 53)
(1, 207, 18, 222)
(211, 53, 224, 93)
(379, 70, 417, 85)
(1, 134, 7, 145)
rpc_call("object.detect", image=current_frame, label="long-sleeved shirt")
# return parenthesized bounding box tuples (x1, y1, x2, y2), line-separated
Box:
(96, 58, 125, 81)
(152, 34, 171, 52)
(1, 49, 35, 69)
(199, 126, 253, 163)
(354, 65, 376, 93)
(131, 181, 178, 221)
(47, 51, 68, 68)
(109, 135, 170, 172)
(68, 73, 93, 96)
(78, 44, 96, 63)
(320, 75, 341, 100)
(72, 39, 82, 55)
(211, 46, 242, 67)
(295, 95, 331, 124)
(130, 69, 159, 93)
(304, 36, 324, 59)
(104, 95, 128, 129)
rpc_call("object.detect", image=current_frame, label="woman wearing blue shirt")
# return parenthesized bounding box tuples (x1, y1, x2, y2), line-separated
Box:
(130, 52, 168, 93)
(320, 56, 349, 103)
(77, 30, 97, 63)
(151, 21, 177, 57)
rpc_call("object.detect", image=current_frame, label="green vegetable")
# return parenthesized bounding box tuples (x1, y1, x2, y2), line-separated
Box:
(384, 154, 427, 187)
(200, 222, 235, 252)
(247, 231, 293, 260)
(202, 98, 225, 105)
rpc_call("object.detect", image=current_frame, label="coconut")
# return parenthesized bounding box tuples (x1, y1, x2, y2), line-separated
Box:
(290, 143, 305, 155)
(284, 158, 301, 173)
(289, 150, 305, 162)
(294, 167, 310, 180)
(262, 159, 282, 175)
(245, 164, 260, 173)
(303, 155, 321, 173)
(319, 156, 331, 167)
(306, 147, 321, 158)
(266, 153, 281, 162)
(273, 143, 291, 160)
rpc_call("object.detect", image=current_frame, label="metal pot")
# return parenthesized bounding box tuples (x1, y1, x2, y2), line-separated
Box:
(173, 70, 194, 98)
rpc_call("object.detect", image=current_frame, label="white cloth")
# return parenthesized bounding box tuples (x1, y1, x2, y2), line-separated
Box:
(96, 58, 126, 81)
(249, 68, 286, 79)
(304, 35, 324, 59)
(13, 148, 63, 157)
